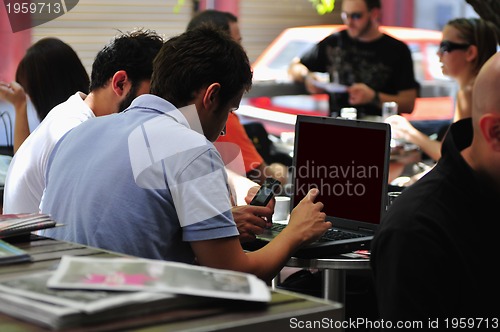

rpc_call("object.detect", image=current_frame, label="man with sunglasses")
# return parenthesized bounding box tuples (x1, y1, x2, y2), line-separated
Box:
(289, 0, 419, 118)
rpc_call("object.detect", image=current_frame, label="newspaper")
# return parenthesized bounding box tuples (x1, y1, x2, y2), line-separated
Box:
(48, 255, 271, 302)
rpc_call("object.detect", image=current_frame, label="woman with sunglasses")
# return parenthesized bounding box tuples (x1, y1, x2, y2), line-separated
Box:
(386, 18, 498, 162)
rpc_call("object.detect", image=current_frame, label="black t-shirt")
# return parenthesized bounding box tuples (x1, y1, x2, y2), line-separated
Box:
(300, 29, 419, 117)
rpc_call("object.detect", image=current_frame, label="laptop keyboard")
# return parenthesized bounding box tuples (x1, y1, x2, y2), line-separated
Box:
(270, 223, 366, 242)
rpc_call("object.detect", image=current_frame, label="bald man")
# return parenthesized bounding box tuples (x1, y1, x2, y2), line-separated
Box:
(370, 52, 500, 320)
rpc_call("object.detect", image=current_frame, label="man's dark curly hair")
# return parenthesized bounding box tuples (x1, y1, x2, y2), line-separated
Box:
(89, 29, 164, 92)
(151, 26, 252, 110)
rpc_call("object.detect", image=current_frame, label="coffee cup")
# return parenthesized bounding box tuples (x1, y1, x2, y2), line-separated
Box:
(273, 196, 291, 221)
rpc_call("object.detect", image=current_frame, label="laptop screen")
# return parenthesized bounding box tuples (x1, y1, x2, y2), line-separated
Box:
(290, 116, 390, 228)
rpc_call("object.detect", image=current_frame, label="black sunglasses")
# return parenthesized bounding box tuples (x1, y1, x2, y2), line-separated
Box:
(439, 40, 471, 54)
(341, 11, 364, 21)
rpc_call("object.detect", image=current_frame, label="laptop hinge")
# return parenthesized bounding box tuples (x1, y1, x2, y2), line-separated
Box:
(358, 227, 375, 234)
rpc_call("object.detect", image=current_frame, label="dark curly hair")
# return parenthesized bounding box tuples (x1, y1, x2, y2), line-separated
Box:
(89, 29, 164, 92)
(151, 26, 252, 110)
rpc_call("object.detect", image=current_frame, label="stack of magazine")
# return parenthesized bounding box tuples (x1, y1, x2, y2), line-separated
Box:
(0, 239, 31, 264)
(0, 213, 58, 238)
(0, 256, 271, 330)
(0, 213, 59, 265)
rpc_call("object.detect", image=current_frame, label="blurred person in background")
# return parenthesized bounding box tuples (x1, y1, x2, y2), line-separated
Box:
(3, 29, 163, 214)
(0, 37, 89, 153)
(288, 0, 419, 118)
(188, 10, 288, 189)
(386, 18, 498, 163)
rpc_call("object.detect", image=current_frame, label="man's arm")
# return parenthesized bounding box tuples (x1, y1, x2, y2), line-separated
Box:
(348, 84, 417, 114)
(191, 188, 330, 282)
(384, 88, 417, 114)
(288, 58, 309, 83)
(227, 169, 277, 243)
(288, 58, 327, 95)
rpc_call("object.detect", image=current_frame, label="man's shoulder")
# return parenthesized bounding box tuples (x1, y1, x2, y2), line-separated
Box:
(46, 92, 93, 120)
(321, 29, 346, 43)
(380, 33, 411, 49)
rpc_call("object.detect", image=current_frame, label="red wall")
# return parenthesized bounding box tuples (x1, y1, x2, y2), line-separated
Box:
(381, 0, 414, 27)
(0, 5, 31, 82)
(197, 0, 239, 16)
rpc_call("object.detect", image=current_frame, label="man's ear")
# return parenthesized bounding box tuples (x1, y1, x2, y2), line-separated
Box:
(202, 83, 221, 111)
(369, 7, 381, 21)
(480, 114, 500, 151)
(111, 70, 129, 97)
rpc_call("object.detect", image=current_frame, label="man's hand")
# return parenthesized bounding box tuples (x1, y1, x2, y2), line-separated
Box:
(227, 185, 276, 243)
(347, 83, 375, 105)
(244, 185, 276, 212)
(284, 188, 330, 246)
(231, 205, 273, 243)
(304, 74, 327, 94)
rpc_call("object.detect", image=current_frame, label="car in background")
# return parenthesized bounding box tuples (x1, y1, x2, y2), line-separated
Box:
(237, 25, 455, 137)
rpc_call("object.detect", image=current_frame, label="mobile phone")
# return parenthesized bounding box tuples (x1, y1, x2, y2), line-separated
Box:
(249, 178, 281, 206)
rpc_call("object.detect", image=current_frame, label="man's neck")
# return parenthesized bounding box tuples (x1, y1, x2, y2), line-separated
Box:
(357, 27, 383, 42)
(84, 90, 117, 117)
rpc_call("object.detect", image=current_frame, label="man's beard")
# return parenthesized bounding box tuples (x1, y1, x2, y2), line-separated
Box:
(357, 19, 373, 39)
(349, 19, 372, 40)
(118, 84, 139, 112)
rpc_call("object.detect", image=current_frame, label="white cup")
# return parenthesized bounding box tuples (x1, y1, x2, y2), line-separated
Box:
(273, 196, 291, 221)
(340, 107, 357, 120)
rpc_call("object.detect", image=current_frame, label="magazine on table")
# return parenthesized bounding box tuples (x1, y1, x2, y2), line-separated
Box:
(0, 271, 174, 313)
(48, 255, 271, 303)
(0, 271, 210, 330)
(0, 239, 31, 264)
(0, 213, 59, 238)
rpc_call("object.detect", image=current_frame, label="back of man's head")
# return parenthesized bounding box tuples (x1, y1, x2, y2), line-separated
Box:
(150, 26, 252, 109)
(473, 52, 500, 123)
(186, 9, 237, 33)
(89, 29, 164, 92)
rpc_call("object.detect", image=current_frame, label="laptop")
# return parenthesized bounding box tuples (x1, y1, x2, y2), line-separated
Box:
(243, 115, 391, 258)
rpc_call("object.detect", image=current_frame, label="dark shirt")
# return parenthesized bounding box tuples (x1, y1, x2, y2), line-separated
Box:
(370, 118, 500, 322)
(300, 30, 419, 117)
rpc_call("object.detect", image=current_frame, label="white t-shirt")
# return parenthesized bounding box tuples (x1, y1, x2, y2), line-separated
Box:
(3, 92, 94, 213)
